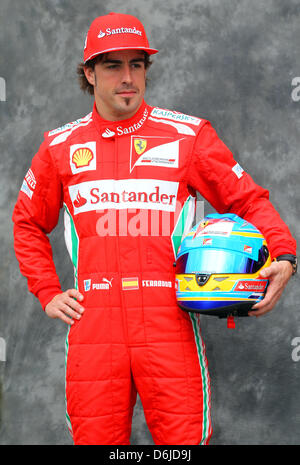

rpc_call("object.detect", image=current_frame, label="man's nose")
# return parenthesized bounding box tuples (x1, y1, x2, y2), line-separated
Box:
(121, 64, 133, 84)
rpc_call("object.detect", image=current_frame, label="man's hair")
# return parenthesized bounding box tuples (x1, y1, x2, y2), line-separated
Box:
(77, 52, 152, 95)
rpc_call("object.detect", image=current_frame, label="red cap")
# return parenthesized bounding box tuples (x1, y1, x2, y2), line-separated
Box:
(83, 12, 158, 63)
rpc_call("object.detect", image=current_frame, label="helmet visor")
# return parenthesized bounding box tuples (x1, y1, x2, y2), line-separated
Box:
(176, 246, 269, 275)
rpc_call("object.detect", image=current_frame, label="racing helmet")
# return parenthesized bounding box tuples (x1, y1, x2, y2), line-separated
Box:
(175, 213, 271, 318)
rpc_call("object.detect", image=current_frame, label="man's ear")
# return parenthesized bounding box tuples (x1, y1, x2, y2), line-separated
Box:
(83, 66, 96, 86)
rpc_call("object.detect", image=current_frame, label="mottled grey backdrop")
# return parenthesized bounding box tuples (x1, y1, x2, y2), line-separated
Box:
(1, 0, 299, 445)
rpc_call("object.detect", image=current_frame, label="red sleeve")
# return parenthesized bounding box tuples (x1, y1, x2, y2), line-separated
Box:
(186, 121, 297, 258)
(12, 139, 64, 309)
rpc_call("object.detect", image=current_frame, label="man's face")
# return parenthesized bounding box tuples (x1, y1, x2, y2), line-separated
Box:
(84, 49, 147, 121)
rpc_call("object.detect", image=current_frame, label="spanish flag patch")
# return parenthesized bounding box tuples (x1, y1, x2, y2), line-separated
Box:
(122, 277, 139, 290)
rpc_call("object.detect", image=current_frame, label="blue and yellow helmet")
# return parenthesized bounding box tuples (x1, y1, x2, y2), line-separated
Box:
(175, 213, 271, 318)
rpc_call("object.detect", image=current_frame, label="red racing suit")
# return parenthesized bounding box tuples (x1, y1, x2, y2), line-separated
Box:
(12, 100, 296, 445)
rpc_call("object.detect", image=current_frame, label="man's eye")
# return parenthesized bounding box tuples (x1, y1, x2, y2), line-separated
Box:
(132, 63, 142, 69)
(107, 65, 119, 69)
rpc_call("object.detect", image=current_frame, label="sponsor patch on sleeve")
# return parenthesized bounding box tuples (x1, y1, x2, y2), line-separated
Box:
(232, 163, 244, 179)
(20, 168, 36, 199)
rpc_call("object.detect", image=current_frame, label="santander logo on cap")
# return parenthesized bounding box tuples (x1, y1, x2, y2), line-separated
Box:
(97, 27, 142, 39)
(84, 12, 158, 63)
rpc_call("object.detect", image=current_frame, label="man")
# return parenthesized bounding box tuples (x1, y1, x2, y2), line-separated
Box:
(12, 12, 297, 445)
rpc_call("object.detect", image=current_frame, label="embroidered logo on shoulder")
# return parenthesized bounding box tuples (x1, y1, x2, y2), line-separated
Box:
(48, 113, 92, 137)
(150, 107, 201, 126)
(70, 141, 96, 174)
(49, 113, 93, 146)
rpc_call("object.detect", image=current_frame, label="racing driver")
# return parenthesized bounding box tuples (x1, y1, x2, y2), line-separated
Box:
(12, 12, 297, 445)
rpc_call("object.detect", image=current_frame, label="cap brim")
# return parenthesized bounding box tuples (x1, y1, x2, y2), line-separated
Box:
(84, 46, 158, 63)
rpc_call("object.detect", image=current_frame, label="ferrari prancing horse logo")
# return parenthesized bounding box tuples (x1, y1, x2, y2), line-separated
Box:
(134, 138, 147, 155)
(130, 136, 182, 172)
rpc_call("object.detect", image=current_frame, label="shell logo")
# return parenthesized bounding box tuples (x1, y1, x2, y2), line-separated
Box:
(72, 147, 94, 168)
